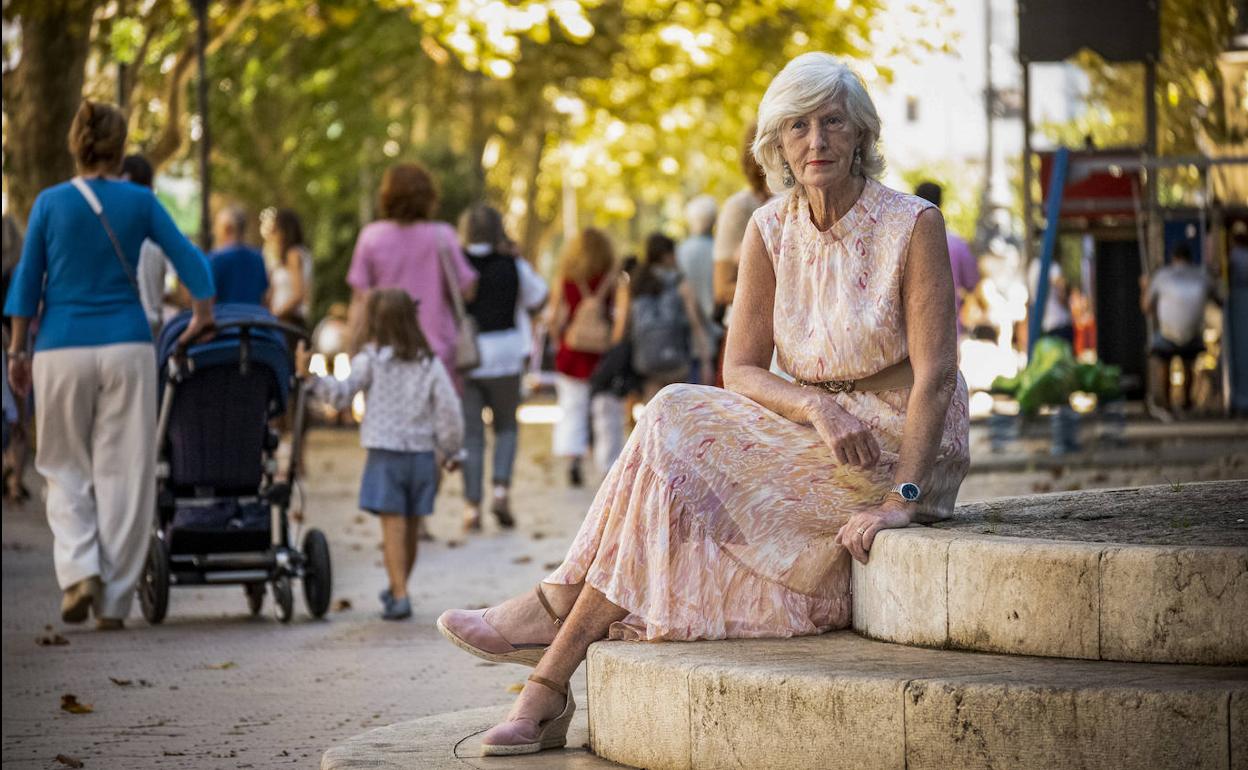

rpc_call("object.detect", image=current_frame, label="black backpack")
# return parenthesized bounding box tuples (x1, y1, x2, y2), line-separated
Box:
(630, 272, 690, 376)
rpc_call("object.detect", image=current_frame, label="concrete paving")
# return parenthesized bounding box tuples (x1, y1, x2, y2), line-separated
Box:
(320, 706, 624, 769)
(3, 417, 1245, 769)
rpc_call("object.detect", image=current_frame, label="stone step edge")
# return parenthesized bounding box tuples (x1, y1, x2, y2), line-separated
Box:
(851, 525, 1247, 664)
(586, 633, 1248, 770)
(321, 704, 615, 770)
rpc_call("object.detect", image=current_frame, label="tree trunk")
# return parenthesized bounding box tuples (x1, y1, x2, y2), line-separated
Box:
(3, 1, 99, 223)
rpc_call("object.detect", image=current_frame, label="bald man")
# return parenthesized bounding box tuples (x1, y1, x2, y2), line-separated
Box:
(208, 206, 269, 306)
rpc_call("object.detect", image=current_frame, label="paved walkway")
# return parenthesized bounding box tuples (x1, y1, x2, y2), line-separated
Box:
(2, 418, 1244, 769)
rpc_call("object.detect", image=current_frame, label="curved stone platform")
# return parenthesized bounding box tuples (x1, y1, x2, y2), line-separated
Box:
(853, 480, 1248, 664)
(586, 633, 1248, 770)
(321, 704, 622, 769)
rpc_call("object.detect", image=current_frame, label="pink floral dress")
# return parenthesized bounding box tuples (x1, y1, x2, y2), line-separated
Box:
(547, 179, 970, 641)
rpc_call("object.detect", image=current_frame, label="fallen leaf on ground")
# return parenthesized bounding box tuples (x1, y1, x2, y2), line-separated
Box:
(332, 598, 352, 611)
(543, 561, 561, 570)
(36, 633, 69, 646)
(60, 694, 93, 714)
(511, 555, 532, 564)
(109, 677, 132, 686)
(55, 755, 84, 768)
(506, 682, 525, 693)
(205, 661, 237, 670)
(354, 515, 366, 525)
(531, 532, 546, 540)
(291, 511, 305, 523)
(445, 540, 461, 549)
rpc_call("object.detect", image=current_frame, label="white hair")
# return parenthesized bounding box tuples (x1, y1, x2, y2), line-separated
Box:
(684, 194, 717, 236)
(752, 53, 884, 194)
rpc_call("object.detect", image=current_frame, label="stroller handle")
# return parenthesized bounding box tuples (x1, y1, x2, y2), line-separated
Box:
(174, 318, 311, 358)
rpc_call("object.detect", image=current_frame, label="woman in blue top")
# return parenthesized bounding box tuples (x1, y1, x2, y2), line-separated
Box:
(4, 101, 216, 630)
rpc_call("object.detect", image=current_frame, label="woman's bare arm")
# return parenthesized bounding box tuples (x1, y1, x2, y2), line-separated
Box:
(721, 219, 815, 423)
(713, 259, 738, 307)
(611, 279, 631, 344)
(893, 207, 960, 494)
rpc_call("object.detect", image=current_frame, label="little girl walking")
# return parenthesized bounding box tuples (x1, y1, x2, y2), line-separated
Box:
(298, 288, 463, 620)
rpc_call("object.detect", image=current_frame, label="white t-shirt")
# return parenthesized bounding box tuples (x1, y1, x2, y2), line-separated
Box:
(137, 239, 172, 328)
(269, 245, 314, 319)
(1149, 263, 1210, 344)
(1027, 260, 1073, 332)
(465, 244, 549, 379)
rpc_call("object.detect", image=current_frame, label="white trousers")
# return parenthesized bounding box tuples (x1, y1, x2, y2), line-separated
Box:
(34, 343, 156, 620)
(552, 374, 624, 473)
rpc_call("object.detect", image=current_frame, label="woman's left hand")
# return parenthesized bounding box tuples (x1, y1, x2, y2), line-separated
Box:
(834, 497, 914, 564)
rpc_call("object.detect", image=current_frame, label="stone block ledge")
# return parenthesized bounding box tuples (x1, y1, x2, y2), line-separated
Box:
(586, 633, 1248, 770)
(854, 480, 1248, 664)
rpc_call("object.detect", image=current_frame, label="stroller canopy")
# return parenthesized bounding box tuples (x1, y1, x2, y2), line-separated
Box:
(158, 303, 293, 415)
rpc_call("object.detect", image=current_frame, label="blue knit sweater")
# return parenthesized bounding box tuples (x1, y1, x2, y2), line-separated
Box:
(4, 178, 214, 351)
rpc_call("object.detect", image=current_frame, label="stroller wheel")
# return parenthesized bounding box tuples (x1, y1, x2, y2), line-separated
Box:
(301, 528, 333, 619)
(272, 574, 294, 623)
(244, 582, 265, 616)
(139, 535, 170, 625)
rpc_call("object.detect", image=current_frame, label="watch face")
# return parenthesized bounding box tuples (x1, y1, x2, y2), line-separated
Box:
(899, 483, 920, 501)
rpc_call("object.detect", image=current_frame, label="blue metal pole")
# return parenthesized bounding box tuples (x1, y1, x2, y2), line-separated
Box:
(1028, 146, 1069, 359)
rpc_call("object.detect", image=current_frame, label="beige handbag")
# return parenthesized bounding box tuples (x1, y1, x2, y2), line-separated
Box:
(435, 235, 481, 371)
(563, 275, 614, 354)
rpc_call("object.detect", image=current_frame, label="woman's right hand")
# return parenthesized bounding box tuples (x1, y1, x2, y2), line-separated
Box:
(177, 299, 216, 348)
(805, 391, 880, 468)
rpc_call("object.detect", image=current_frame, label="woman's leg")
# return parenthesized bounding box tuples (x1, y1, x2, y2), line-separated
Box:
(32, 348, 104, 593)
(589, 392, 624, 473)
(379, 514, 409, 599)
(460, 378, 487, 508)
(403, 516, 420, 580)
(90, 344, 158, 621)
(485, 375, 522, 517)
(490, 586, 629, 728)
(553, 374, 590, 486)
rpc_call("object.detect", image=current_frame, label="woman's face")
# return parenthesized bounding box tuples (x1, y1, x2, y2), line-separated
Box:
(778, 99, 860, 193)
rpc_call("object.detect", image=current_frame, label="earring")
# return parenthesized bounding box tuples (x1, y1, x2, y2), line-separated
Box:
(851, 147, 863, 177)
(782, 161, 795, 188)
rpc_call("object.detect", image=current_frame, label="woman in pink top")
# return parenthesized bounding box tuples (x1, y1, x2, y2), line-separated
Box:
(347, 163, 477, 381)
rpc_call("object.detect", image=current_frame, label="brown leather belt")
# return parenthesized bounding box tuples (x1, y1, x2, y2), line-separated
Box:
(796, 357, 914, 394)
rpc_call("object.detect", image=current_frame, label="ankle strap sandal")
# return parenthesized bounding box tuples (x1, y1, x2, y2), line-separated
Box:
(534, 584, 565, 628)
(527, 674, 568, 696)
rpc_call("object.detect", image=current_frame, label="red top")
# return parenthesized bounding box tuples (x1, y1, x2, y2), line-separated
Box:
(554, 273, 611, 380)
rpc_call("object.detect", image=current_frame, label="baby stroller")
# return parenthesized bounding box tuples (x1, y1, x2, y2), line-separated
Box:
(140, 303, 332, 623)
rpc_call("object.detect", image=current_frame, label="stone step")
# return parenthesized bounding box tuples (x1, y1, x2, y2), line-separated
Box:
(587, 632, 1248, 770)
(321, 704, 624, 769)
(855, 481, 1248, 664)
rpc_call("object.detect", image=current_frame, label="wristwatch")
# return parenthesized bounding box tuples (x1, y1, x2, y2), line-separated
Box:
(892, 482, 921, 503)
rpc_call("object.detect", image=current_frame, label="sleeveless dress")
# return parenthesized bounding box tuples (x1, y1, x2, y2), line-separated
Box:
(547, 179, 971, 641)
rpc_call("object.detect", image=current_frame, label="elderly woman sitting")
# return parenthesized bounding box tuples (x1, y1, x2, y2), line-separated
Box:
(437, 52, 970, 756)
